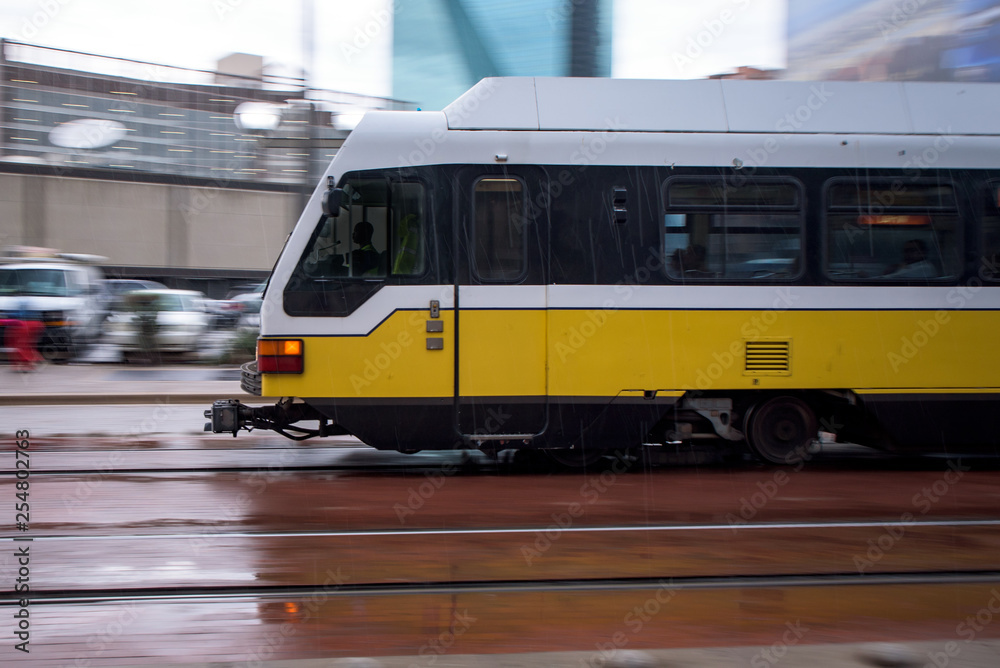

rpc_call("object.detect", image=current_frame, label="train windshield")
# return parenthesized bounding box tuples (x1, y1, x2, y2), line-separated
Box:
(284, 175, 426, 316)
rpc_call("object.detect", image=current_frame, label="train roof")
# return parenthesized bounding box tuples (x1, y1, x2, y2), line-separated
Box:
(443, 77, 1000, 136)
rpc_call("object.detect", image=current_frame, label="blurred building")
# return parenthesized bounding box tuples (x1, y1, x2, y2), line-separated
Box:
(0, 40, 410, 295)
(393, 0, 612, 110)
(786, 0, 1000, 82)
(0, 40, 408, 185)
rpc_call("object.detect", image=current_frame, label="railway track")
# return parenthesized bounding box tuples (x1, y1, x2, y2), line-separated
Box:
(5, 446, 1000, 663)
(7, 570, 1000, 665)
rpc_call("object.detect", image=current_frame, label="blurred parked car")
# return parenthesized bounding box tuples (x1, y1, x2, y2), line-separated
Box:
(104, 289, 211, 356)
(102, 279, 168, 311)
(219, 281, 265, 331)
(230, 290, 263, 330)
(0, 246, 108, 362)
(203, 297, 244, 329)
(225, 280, 267, 300)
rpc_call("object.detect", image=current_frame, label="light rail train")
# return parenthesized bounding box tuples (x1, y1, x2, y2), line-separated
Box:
(207, 77, 1000, 465)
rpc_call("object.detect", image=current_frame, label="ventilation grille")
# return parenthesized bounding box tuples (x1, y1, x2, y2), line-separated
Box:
(745, 340, 791, 375)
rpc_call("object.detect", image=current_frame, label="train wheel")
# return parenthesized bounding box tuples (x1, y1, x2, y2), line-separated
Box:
(746, 396, 817, 465)
(544, 447, 608, 468)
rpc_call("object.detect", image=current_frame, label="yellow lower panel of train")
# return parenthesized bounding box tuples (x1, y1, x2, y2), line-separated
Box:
(262, 308, 999, 400)
(263, 310, 455, 399)
(547, 308, 999, 396)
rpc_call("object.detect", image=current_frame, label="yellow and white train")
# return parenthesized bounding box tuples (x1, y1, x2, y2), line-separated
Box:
(207, 77, 1000, 465)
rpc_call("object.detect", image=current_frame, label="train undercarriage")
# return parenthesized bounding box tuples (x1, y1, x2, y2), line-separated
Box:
(205, 387, 996, 466)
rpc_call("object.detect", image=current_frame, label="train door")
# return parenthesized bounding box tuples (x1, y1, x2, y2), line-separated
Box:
(454, 167, 548, 446)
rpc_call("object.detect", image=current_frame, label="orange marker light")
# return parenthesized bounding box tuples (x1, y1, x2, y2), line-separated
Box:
(257, 338, 304, 373)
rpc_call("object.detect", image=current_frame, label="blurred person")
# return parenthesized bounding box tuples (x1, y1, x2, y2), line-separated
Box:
(669, 244, 708, 277)
(3, 303, 43, 371)
(350, 221, 380, 276)
(886, 239, 937, 278)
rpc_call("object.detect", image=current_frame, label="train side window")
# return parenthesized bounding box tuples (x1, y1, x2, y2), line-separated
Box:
(662, 177, 803, 281)
(981, 182, 1000, 281)
(824, 179, 960, 282)
(472, 177, 527, 282)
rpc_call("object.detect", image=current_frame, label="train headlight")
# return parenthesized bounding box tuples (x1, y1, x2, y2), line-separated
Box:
(257, 338, 303, 373)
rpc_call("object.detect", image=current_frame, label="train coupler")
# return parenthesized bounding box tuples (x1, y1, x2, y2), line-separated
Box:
(204, 398, 347, 441)
(204, 399, 253, 436)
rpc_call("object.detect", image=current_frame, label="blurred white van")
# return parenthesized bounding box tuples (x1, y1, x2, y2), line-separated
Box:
(0, 247, 107, 362)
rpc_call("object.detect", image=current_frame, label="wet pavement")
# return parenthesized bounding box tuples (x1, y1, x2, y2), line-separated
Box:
(100, 642, 1000, 668)
(0, 329, 254, 406)
(0, 362, 252, 407)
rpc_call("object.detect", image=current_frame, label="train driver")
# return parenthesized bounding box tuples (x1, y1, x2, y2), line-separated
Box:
(350, 221, 381, 276)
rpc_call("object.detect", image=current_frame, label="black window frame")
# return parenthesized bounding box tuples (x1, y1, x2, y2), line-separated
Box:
(470, 174, 529, 284)
(661, 175, 806, 283)
(821, 176, 963, 284)
(978, 179, 1000, 282)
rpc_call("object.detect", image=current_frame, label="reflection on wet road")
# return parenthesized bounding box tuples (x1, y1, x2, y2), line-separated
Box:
(4, 440, 1000, 664)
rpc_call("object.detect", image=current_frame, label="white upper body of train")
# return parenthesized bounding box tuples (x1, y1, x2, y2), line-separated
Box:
(260, 76, 1000, 338)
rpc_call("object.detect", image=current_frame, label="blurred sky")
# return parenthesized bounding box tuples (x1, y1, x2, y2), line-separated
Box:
(0, 0, 787, 97)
